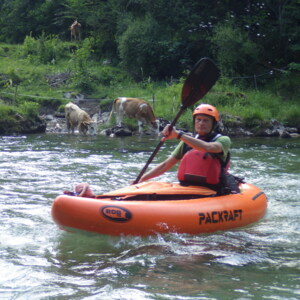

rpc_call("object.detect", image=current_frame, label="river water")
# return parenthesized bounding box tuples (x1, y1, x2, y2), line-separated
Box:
(0, 134, 299, 300)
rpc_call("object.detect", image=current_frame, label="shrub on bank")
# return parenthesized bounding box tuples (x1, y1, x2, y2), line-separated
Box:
(19, 33, 70, 64)
(280, 104, 300, 128)
(0, 105, 20, 134)
(0, 102, 45, 135)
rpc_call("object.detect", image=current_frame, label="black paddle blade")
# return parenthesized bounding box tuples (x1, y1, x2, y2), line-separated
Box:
(181, 58, 220, 107)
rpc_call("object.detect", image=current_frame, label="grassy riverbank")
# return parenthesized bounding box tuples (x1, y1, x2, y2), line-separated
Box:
(0, 38, 299, 133)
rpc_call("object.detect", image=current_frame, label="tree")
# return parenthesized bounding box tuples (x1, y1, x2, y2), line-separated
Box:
(117, 14, 186, 80)
(0, 0, 298, 84)
(0, 0, 63, 43)
(210, 20, 261, 77)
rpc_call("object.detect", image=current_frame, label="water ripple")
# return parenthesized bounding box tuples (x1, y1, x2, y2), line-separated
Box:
(0, 135, 299, 299)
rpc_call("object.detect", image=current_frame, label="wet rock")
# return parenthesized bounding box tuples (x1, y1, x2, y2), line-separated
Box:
(44, 114, 54, 121)
(157, 118, 170, 131)
(218, 114, 253, 137)
(257, 128, 279, 137)
(253, 119, 295, 138)
(42, 114, 66, 133)
(285, 127, 298, 134)
(280, 131, 291, 138)
(100, 125, 133, 137)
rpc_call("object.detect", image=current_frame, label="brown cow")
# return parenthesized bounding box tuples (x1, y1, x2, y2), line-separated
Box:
(108, 97, 159, 134)
(70, 20, 81, 41)
(65, 102, 96, 135)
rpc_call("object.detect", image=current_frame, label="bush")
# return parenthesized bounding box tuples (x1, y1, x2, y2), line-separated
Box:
(280, 103, 300, 127)
(95, 65, 130, 86)
(242, 107, 272, 126)
(210, 20, 261, 77)
(68, 38, 96, 92)
(0, 101, 43, 134)
(0, 104, 20, 134)
(19, 33, 68, 64)
(17, 101, 40, 119)
(118, 15, 183, 80)
(272, 70, 300, 100)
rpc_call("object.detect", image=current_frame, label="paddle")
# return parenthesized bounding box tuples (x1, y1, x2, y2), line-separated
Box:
(133, 57, 220, 184)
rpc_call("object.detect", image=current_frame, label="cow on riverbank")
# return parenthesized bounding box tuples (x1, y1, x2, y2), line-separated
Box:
(65, 102, 96, 135)
(108, 97, 159, 134)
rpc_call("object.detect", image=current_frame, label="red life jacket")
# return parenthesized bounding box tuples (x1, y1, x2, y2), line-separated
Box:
(177, 134, 230, 186)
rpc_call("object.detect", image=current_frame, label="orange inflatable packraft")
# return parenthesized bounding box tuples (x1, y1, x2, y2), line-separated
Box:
(51, 181, 267, 236)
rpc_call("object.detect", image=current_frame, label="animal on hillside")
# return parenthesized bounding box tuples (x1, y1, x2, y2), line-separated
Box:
(64, 102, 96, 135)
(70, 20, 81, 41)
(108, 97, 159, 134)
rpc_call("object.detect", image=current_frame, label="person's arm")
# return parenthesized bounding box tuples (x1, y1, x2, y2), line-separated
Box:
(178, 133, 223, 153)
(138, 155, 179, 183)
(163, 125, 223, 154)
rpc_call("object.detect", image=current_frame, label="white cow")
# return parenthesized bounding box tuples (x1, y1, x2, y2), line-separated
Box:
(108, 97, 159, 134)
(65, 102, 96, 135)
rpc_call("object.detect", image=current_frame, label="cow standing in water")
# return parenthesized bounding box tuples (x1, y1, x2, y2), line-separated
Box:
(70, 20, 81, 41)
(65, 102, 96, 135)
(108, 97, 159, 134)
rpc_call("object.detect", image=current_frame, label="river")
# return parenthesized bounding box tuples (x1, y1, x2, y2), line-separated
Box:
(0, 134, 299, 300)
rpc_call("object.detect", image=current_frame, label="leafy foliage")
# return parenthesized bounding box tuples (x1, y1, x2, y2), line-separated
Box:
(210, 20, 261, 77)
(0, 0, 299, 133)
(17, 101, 40, 119)
(0, 101, 41, 134)
(118, 15, 183, 80)
(20, 33, 68, 64)
(0, 0, 299, 82)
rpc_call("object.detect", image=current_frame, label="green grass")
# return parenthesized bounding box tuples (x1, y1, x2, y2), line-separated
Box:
(1, 37, 299, 132)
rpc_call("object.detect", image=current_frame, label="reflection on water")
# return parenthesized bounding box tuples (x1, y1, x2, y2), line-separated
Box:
(0, 134, 299, 299)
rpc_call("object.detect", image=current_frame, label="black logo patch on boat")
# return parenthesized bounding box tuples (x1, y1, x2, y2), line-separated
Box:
(101, 205, 132, 222)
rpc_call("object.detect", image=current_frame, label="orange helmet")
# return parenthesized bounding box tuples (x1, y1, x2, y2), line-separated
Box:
(192, 104, 219, 122)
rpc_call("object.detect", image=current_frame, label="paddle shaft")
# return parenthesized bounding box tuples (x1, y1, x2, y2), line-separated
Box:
(133, 105, 187, 184)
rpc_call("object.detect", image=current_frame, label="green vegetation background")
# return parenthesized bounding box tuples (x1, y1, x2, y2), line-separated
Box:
(0, 0, 299, 133)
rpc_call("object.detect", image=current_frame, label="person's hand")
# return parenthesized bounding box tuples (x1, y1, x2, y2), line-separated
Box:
(162, 124, 178, 141)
